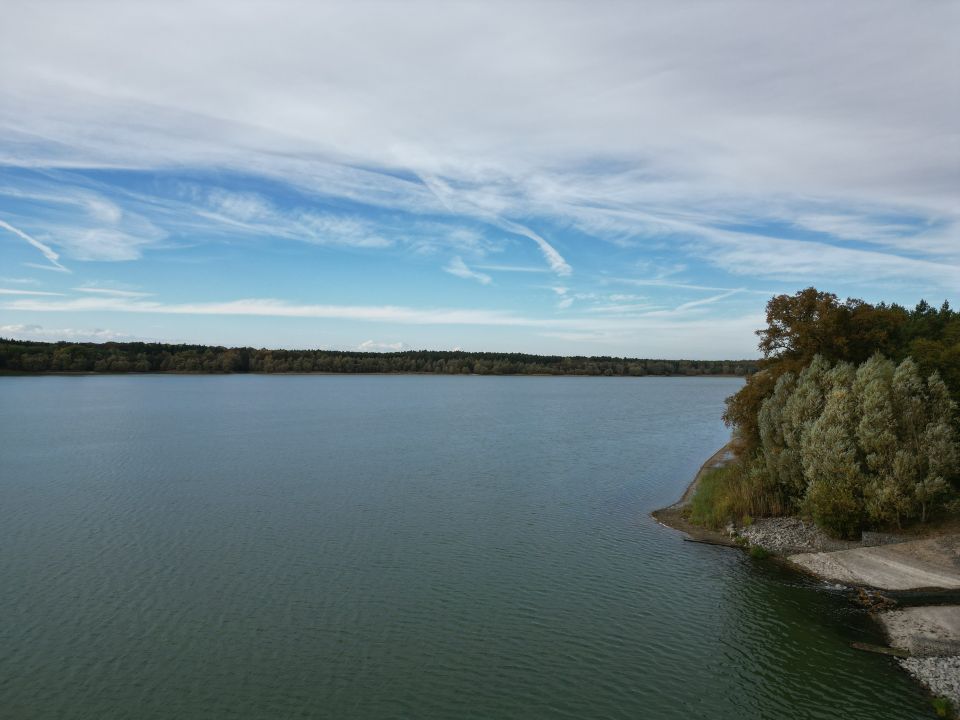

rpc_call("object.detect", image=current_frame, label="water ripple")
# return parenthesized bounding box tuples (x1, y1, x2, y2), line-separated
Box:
(0, 375, 932, 719)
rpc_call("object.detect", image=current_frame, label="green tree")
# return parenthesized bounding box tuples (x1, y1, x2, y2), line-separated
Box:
(800, 363, 865, 537)
(853, 354, 901, 526)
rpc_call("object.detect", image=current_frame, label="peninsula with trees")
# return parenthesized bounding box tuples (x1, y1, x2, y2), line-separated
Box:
(697, 288, 959, 536)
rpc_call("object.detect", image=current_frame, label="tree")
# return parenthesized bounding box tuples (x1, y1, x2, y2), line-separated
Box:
(780, 355, 832, 501)
(757, 288, 903, 364)
(853, 354, 900, 526)
(915, 372, 959, 522)
(800, 363, 865, 537)
(758, 371, 796, 504)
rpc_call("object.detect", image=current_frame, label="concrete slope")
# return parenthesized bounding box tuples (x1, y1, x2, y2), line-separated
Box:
(789, 535, 960, 591)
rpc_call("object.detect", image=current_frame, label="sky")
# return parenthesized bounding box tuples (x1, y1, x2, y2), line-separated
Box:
(0, 1, 957, 359)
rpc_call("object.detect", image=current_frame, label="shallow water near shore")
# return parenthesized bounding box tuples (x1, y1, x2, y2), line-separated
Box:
(0, 375, 933, 718)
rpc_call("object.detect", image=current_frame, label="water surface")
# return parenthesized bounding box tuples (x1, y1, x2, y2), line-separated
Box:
(0, 376, 931, 718)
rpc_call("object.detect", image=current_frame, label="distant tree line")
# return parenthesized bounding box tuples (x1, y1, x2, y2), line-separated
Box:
(0, 340, 758, 377)
(696, 288, 960, 536)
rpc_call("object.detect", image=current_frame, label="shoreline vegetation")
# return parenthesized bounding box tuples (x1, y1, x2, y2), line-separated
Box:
(0, 339, 757, 377)
(655, 288, 960, 717)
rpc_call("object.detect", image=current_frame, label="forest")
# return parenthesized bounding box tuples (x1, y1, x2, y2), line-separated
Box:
(0, 340, 757, 378)
(696, 288, 960, 536)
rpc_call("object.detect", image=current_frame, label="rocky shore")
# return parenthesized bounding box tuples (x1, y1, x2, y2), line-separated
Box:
(899, 656, 960, 710)
(734, 516, 852, 554)
(654, 446, 960, 714)
(738, 520, 960, 711)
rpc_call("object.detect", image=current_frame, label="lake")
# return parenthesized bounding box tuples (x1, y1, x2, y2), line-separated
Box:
(0, 375, 932, 718)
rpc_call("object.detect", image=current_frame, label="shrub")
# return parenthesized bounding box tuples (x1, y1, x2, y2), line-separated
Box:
(688, 459, 785, 530)
(931, 696, 953, 719)
(688, 465, 738, 530)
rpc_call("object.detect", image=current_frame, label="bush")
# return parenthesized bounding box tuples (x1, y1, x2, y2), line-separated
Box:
(688, 465, 737, 529)
(931, 696, 954, 719)
(688, 459, 784, 530)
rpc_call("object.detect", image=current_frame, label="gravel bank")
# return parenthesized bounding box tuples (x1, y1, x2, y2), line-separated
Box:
(735, 517, 860, 555)
(898, 656, 960, 709)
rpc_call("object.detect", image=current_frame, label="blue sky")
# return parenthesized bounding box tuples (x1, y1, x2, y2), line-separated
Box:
(1, 1, 957, 358)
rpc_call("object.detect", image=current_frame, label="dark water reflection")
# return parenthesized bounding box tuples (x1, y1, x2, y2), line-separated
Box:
(0, 375, 931, 718)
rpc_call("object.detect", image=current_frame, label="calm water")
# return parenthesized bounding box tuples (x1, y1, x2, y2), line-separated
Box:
(0, 375, 932, 719)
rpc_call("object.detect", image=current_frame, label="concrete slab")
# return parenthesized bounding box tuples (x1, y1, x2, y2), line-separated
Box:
(789, 535, 960, 591)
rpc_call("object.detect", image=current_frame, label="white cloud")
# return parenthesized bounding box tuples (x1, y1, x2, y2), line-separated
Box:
(52, 227, 165, 261)
(0, 218, 68, 271)
(205, 188, 273, 222)
(417, 173, 572, 275)
(73, 286, 153, 298)
(1, 295, 536, 326)
(496, 220, 571, 277)
(609, 277, 777, 295)
(0, 323, 130, 342)
(0, 183, 167, 262)
(296, 213, 391, 248)
(691, 229, 960, 287)
(475, 264, 551, 273)
(357, 339, 407, 352)
(0, 292, 770, 357)
(791, 212, 917, 242)
(1, 3, 953, 215)
(0, 293, 753, 334)
(180, 185, 394, 248)
(0, 288, 64, 296)
(586, 303, 660, 314)
(537, 313, 767, 358)
(23, 262, 71, 274)
(0, 0, 956, 320)
(674, 289, 744, 313)
(443, 256, 492, 285)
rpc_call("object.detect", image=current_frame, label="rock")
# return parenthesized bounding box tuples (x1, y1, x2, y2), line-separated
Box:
(898, 656, 960, 709)
(853, 588, 897, 612)
(733, 517, 860, 555)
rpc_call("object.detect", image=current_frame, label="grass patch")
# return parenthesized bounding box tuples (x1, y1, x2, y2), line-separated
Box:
(688, 457, 788, 530)
(932, 697, 954, 719)
(690, 462, 763, 530)
(749, 545, 771, 560)
(688, 465, 739, 529)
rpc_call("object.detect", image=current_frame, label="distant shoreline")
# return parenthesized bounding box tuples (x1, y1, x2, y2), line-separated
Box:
(0, 339, 758, 377)
(0, 370, 750, 378)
